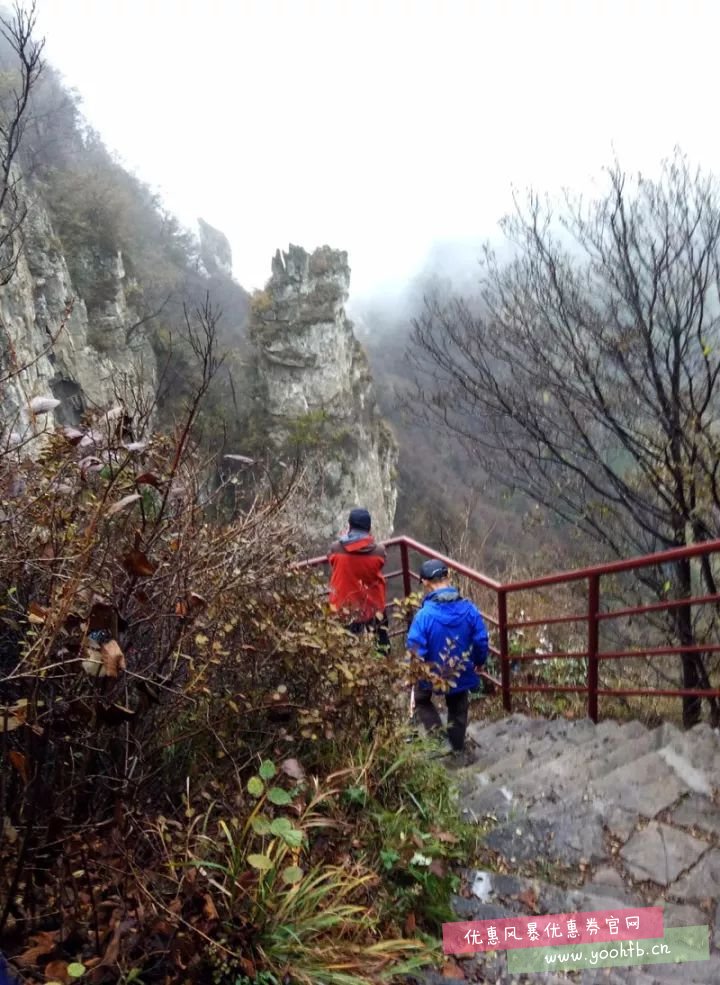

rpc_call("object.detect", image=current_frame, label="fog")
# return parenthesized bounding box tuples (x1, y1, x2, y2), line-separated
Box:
(34, 0, 720, 304)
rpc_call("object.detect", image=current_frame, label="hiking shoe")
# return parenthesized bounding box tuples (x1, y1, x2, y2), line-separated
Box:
(445, 747, 478, 769)
(429, 738, 455, 759)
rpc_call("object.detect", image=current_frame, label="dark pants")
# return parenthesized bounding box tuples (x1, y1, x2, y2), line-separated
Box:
(413, 685, 470, 751)
(347, 614, 390, 654)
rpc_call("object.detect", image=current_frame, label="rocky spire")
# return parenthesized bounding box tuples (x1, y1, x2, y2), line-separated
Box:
(249, 245, 398, 545)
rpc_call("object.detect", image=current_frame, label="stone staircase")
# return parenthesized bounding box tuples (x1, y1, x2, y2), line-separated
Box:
(429, 713, 720, 984)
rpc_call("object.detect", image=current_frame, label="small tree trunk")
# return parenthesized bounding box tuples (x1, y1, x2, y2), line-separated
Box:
(675, 557, 702, 728)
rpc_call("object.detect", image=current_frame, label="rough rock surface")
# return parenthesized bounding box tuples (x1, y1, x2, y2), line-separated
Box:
(249, 245, 398, 544)
(197, 217, 233, 277)
(413, 713, 720, 985)
(0, 183, 157, 440)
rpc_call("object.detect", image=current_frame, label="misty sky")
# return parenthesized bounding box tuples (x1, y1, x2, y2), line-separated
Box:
(34, 0, 720, 299)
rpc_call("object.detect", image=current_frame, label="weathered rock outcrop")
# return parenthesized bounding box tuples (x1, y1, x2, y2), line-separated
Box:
(0, 184, 157, 441)
(197, 218, 233, 278)
(249, 245, 398, 545)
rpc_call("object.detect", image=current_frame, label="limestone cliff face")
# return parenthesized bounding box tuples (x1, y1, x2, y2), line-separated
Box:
(249, 245, 398, 545)
(0, 184, 156, 441)
(197, 218, 233, 278)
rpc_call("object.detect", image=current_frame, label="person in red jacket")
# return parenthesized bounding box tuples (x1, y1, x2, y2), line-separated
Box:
(328, 508, 389, 651)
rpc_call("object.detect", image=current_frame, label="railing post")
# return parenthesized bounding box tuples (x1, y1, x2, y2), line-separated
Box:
(587, 573, 600, 723)
(498, 588, 511, 713)
(399, 539, 412, 599)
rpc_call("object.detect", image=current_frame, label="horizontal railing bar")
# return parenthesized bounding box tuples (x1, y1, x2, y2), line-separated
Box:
(507, 683, 720, 698)
(597, 686, 720, 698)
(297, 535, 720, 596)
(503, 536, 720, 592)
(599, 642, 720, 659)
(295, 554, 329, 569)
(597, 593, 720, 622)
(507, 613, 587, 629)
(387, 535, 503, 591)
(509, 683, 588, 694)
(511, 650, 588, 661)
(501, 642, 720, 661)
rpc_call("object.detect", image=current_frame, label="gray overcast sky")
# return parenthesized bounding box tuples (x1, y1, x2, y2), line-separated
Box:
(33, 0, 720, 298)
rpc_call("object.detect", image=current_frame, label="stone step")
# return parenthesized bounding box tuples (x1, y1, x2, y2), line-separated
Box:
(463, 720, 653, 819)
(655, 720, 720, 793)
(470, 717, 619, 784)
(588, 747, 692, 818)
(417, 713, 720, 985)
(465, 712, 559, 749)
(504, 722, 665, 806)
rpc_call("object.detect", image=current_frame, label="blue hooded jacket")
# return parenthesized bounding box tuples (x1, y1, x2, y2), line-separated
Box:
(407, 588, 489, 694)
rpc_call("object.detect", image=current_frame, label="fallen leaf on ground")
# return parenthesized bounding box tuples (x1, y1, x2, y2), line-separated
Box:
(44, 959, 70, 983)
(429, 859, 447, 878)
(15, 930, 57, 966)
(518, 887, 538, 911)
(28, 600, 49, 624)
(202, 894, 219, 920)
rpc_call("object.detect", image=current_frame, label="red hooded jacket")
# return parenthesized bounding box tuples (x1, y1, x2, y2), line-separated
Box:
(328, 532, 387, 623)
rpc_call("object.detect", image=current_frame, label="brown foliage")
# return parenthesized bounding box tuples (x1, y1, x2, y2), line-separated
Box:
(0, 395, 412, 981)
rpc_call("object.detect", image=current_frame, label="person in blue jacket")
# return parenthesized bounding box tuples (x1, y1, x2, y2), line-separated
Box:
(407, 557, 489, 757)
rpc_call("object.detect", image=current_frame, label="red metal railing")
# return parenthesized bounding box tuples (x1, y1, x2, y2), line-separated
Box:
(300, 535, 720, 722)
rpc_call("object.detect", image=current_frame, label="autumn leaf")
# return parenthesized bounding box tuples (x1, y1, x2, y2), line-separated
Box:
(239, 957, 256, 978)
(175, 592, 207, 619)
(28, 600, 49, 624)
(429, 858, 447, 878)
(9, 749, 29, 783)
(135, 472, 161, 487)
(404, 912, 417, 935)
(202, 893, 219, 920)
(107, 493, 142, 516)
(44, 959, 70, 983)
(15, 929, 57, 966)
(517, 886, 538, 911)
(0, 707, 23, 732)
(441, 959, 466, 979)
(100, 639, 126, 677)
(122, 549, 157, 577)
